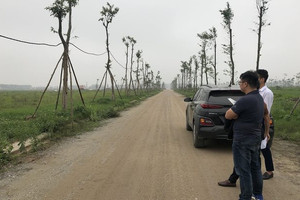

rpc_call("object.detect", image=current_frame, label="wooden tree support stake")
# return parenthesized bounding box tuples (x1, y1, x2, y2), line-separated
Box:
(290, 97, 300, 116)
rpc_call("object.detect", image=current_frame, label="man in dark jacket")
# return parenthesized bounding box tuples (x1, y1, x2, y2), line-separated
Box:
(224, 71, 266, 200)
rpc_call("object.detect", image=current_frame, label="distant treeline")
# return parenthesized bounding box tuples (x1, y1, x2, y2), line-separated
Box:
(0, 84, 33, 91)
(0, 84, 79, 91)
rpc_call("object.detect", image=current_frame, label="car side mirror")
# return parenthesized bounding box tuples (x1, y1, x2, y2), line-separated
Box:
(184, 97, 192, 102)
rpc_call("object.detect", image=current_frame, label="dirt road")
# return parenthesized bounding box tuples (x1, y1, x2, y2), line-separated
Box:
(0, 90, 299, 200)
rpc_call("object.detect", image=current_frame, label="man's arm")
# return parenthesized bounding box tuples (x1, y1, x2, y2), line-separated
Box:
(263, 102, 270, 140)
(225, 108, 238, 120)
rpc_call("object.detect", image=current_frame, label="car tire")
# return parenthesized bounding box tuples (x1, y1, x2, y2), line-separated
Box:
(193, 124, 205, 148)
(186, 115, 192, 131)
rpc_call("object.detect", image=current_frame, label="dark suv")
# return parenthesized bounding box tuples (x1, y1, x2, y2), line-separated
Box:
(184, 85, 274, 148)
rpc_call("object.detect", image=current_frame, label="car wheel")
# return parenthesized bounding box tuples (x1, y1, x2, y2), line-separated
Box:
(186, 114, 192, 131)
(193, 124, 205, 148)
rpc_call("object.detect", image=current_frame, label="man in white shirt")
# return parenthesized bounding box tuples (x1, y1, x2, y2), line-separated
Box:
(257, 69, 274, 180)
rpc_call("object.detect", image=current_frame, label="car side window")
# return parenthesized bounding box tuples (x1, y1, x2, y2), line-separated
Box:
(197, 89, 206, 101)
(192, 89, 201, 101)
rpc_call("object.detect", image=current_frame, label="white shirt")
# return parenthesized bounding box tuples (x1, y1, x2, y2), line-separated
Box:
(259, 85, 274, 114)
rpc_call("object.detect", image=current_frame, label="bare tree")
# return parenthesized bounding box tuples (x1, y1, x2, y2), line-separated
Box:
(180, 68, 184, 88)
(180, 61, 189, 89)
(42, 0, 84, 112)
(193, 55, 200, 90)
(150, 70, 154, 89)
(155, 71, 162, 89)
(135, 50, 143, 92)
(220, 2, 235, 85)
(188, 57, 193, 88)
(98, 2, 119, 100)
(199, 52, 204, 86)
(177, 74, 180, 89)
(197, 31, 213, 85)
(122, 37, 130, 95)
(127, 36, 137, 95)
(254, 0, 271, 70)
(140, 59, 145, 90)
(144, 63, 151, 90)
(209, 27, 218, 85)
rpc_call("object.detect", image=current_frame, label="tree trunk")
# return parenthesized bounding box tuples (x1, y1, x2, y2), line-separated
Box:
(57, 1, 73, 110)
(125, 46, 129, 95)
(203, 51, 208, 85)
(62, 52, 69, 110)
(141, 60, 145, 90)
(256, 6, 263, 70)
(128, 45, 136, 95)
(182, 71, 184, 88)
(68, 62, 73, 127)
(200, 55, 204, 86)
(229, 28, 235, 85)
(214, 41, 217, 85)
(108, 69, 115, 101)
(136, 58, 141, 93)
(104, 24, 115, 100)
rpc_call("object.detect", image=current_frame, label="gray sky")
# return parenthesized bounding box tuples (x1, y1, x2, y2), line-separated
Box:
(0, 0, 299, 87)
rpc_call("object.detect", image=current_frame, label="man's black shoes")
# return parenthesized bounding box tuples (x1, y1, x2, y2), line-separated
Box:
(217, 180, 236, 187)
(262, 172, 274, 180)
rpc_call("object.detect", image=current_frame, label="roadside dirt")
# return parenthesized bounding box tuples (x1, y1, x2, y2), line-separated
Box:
(0, 90, 299, 200)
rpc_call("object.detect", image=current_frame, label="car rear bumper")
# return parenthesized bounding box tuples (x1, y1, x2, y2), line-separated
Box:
(197, 126, 275, 141)
(198, 125, 231, 140)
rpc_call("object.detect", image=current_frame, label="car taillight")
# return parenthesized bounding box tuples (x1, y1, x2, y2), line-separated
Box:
(200, 104, 223, 109)
(200, 117, 214, 126)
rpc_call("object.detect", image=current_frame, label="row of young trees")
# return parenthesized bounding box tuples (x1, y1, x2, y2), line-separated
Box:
(172, 0, 270, 90)
(121, 36, 162, 97)
(34, 0, 163, 116)
(95, 4, 162, 101)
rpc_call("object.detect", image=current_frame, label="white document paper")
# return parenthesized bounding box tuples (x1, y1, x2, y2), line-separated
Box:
(227, 98, 236, 105)
(261, 137, 268, 149)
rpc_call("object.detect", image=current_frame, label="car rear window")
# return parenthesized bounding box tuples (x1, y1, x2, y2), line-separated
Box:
(208, 90, 244, 106)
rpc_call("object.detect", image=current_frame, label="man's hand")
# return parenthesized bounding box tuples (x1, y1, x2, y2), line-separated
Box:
(266, 132, 271, 141)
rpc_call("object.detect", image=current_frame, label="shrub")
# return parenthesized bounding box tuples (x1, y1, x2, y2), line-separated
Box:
(100, 107, 120, 119)
(0, 135, 12, 167)
(96, 97, 112, 104)
(35, 112, 70, 133)
(74, 105, 92, 120)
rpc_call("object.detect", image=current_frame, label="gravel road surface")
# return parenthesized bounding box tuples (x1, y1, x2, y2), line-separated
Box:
(0, 90, 299, 200)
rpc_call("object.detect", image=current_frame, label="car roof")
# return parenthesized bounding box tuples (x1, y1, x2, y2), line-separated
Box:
(200, 84, 241, 91)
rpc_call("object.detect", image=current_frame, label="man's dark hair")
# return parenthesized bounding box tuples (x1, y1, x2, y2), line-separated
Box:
(257, 69, 269, 83)
(240, 70, 259, 89)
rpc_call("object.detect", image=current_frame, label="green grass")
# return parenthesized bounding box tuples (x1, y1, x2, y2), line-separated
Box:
(0, 89, 161, 167)
(271, 87, 300, 141)
(175, 87, 300, 142)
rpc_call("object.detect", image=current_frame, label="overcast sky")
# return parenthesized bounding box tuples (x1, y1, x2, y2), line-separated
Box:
(0, 0, 299, 87)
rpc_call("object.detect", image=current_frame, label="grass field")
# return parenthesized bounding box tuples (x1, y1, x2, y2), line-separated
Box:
(176, 86, 300, 142)
(0, 89, 161, 167)
(271, 87, 300, 141)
